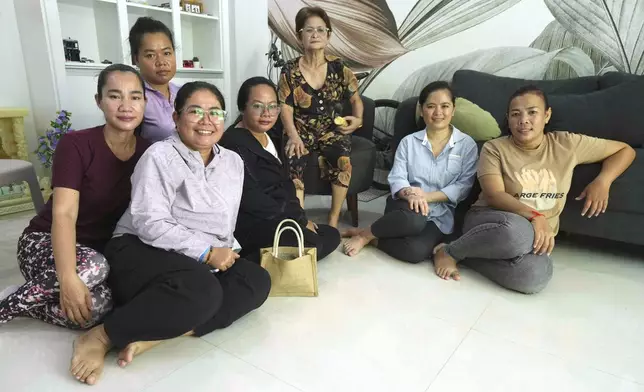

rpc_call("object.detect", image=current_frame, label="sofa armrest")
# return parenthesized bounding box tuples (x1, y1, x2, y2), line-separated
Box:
(346, 95, 374, 141)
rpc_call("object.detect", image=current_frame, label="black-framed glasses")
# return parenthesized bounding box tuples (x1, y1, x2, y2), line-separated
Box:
(299, 27, 330, 35)
(180, 107, 227, 123)
(249, 103, 281, 116)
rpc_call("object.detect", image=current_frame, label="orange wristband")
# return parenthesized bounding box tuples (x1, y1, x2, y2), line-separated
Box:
(529, 210, 545, 221)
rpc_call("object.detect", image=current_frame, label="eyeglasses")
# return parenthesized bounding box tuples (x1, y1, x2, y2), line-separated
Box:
(299, 27, 330, 36)
(249, 103, 281, 116)
(180, 107, 227, 123)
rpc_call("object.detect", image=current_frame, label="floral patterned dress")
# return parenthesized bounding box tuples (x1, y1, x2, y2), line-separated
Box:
(278, 55, 359, 189)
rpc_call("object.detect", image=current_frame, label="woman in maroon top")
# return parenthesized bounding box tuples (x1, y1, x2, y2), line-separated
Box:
(0, 64, 149, 329)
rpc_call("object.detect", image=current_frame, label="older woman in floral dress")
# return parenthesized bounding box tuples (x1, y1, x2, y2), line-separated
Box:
(278, 6, 364, 228)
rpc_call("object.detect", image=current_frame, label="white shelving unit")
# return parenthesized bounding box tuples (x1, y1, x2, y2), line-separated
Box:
(22, 0, 231, 129)
(15, 0, 275, 135)
(54, 0, 227, 75)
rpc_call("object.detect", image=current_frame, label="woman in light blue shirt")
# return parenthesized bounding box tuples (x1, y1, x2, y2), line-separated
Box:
(343, 81, 478, 272)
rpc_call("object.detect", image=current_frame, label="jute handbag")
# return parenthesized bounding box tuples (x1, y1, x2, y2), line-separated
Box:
(260, 219, 318, 297)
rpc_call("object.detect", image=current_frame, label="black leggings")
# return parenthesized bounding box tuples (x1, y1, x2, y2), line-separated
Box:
(371, 197, 444, 263)
(102, 234, 271, 349)
(238, 221, 340, 264)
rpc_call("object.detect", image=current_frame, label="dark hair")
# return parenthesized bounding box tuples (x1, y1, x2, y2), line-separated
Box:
(504, 85, 551, 133)
(128, 17, 175, 64)
(237, 77, 277, 111)
(96, 64, 145, 100)
(418, 81, 456, 106)
(295, 7, 332, 38)
(507, 85, 550, 112)
(174, 81, 226, 113)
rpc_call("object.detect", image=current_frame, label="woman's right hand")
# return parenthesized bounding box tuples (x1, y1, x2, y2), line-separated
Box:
(207, 247, 240, 271)
(59, 273, 92, 326)
(285, 135, 307, 159)
(531, 215, 555, 256)
(306, 220, 318, 233)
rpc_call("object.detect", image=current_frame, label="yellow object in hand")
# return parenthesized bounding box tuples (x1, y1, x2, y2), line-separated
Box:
(334, 116, 347, 127)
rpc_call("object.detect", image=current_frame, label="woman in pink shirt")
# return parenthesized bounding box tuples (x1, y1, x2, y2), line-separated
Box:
(129, 17, 179, 142)
(0, 64, 150, 328)
(68, 82, 270, 386)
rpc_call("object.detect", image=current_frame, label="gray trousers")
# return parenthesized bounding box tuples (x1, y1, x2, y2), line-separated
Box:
(443, 209, 553, 294)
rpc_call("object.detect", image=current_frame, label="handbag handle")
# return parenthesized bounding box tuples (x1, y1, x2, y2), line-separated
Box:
(274, 219, 305, 241)
(272, 219, 305, 257)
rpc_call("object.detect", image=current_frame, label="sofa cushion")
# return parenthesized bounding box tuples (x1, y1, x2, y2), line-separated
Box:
(599, 72, 644, 89)
(566, 148, 644, 215)
(451, 98, 501, 142)
(548, 80, 644, 147)
(451, 70, 600, 127)
(413, 97, 501, 142)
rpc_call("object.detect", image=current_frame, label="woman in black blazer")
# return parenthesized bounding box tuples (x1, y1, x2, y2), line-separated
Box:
(220, 77, 340, 263)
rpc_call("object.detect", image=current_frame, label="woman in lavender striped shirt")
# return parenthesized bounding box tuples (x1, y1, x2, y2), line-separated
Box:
(69, 82, 271, 386)
(129, 17, 180, 142)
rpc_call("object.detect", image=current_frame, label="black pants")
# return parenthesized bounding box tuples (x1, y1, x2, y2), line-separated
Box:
(239, 221, 341, 264)
(102, 234, 271, 349)
(371, 197, 444, 263)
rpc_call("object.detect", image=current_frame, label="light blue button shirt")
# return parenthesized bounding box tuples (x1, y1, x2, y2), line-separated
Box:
(388, 126, 478, 234)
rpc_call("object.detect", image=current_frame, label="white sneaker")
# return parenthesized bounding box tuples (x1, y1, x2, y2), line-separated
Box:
(0, 285, 20, 301)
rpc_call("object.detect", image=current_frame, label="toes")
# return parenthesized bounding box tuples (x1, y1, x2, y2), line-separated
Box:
(73, 363, 87, 380)
(86, 370, 100, 385)
(78, 364, 92, 382)
(451, 271, 461, 281)
(70, 361, 83, 377)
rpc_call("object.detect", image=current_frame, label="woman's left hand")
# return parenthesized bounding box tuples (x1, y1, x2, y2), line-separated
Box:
(576, 178, 611, 217)
(338, 116, 362, 135)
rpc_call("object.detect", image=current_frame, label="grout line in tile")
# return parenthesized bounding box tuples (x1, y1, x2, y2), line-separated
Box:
(197, 336, 219, 347)
(470, 292, 499, 329)
(422, 326, 473, 392)
(216, 345, 307, 392)
(140, 344, 220, 391)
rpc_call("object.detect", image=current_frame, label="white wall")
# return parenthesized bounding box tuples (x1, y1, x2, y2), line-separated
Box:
(228, 0, 270, 118)
(0, 0, 39, 168)
(364, 0, 555, 99)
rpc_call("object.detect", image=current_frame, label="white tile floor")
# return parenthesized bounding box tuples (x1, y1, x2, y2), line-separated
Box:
(1, 196, 644, 392)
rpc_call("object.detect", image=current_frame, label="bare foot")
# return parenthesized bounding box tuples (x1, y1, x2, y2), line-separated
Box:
(433, 243, 447, 255)
(328, 215, 339, 228)
(117, 340, 163, 368)
(343, 233, 373, 257)
(341, 227, 362, 237)
(70, 325, 111, 385)
(433, 247, 461, 281)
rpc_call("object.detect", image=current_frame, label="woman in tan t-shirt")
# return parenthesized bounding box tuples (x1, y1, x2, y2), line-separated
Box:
(432, 85, 635, 294)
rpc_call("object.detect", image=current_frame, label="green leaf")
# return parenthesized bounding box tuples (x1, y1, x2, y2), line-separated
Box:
(544, 0, 644, 74)
(530, 20, 611, 78)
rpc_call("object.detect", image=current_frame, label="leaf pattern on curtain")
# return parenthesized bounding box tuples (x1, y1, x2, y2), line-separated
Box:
(269, 0, 525, 76)
(530, 20, 611, 79)
(543, 0, 644, 74)
(268, 0, 405, 70)
(398, 0, 522, 50)
(375, 46, 595, 135)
